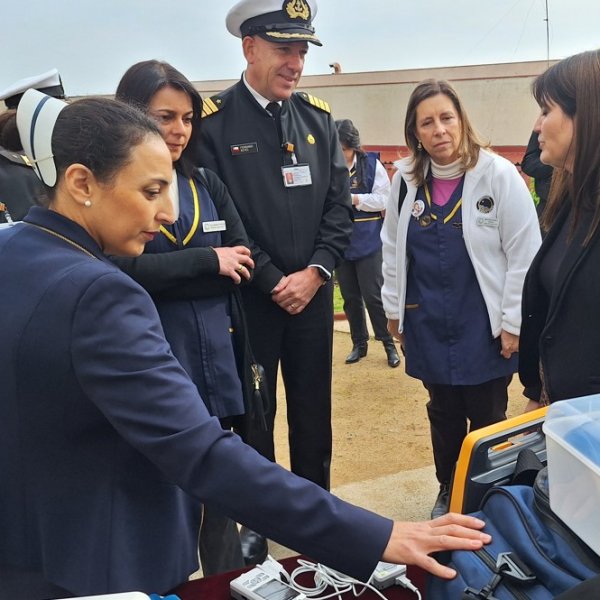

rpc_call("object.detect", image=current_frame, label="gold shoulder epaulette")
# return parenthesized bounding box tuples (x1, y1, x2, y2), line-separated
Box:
(201, 95, 226, 118)
(0, 147, 32, 167)
(297, 91, 331, 113)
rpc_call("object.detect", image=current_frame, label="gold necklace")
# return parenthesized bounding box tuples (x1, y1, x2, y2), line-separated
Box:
(28, 223, 98, 259)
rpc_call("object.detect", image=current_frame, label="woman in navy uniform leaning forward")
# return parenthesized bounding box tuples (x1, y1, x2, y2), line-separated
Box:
(0, 89, 491, 599)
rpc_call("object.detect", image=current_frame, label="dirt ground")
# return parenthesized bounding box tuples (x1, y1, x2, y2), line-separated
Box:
(192, 328, 528, 575)
(274, 329, 526, 487)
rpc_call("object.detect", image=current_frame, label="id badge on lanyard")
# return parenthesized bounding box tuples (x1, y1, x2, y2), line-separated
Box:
(281, 142, 312, 188)
(0, 202, 14, 224)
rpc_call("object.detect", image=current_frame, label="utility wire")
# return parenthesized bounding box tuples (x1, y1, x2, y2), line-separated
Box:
(466, 0, 525, 58)
(511, 0, 538, 60)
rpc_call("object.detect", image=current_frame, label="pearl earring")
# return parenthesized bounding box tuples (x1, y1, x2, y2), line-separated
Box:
(84, 200, 92, 207)
(417, 141, 422, 150)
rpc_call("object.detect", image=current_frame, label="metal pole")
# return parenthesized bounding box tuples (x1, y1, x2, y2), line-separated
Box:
(544, 0, 550, 66)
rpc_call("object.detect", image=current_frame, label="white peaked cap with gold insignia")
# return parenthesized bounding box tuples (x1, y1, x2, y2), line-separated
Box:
(226, 0, 321, 46)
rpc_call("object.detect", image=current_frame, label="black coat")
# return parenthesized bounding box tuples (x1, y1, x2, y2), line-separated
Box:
(521, 131, 553, 216)
(112, 168, 251, 299)
(0, 147, 46, 222)
(198, 79, 352, 293)
(520, 203, 600, 402)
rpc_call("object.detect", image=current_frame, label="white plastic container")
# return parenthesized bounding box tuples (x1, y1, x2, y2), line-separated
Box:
(543, 394, 600, 556)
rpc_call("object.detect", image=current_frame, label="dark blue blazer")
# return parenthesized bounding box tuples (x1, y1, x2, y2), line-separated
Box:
(0, 207, 391, 596)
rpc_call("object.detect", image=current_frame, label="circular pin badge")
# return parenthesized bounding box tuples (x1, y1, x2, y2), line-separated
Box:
(419, 214, 432, 227)
(476, 196, 494, 214)
(411, 199, 425, 218)
(307, 134, 316, 144)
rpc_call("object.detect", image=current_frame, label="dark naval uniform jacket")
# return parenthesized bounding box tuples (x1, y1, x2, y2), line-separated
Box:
(198, 79, 352, 292)
(0, 146, 45, 223)
(0, 207, 391, 596)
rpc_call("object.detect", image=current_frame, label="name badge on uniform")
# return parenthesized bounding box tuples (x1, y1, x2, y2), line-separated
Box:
(231, 142, 259, 156)
(282, 164, 312, 188)
(476, 217, 499, 228)
(203, 220, 227, 233)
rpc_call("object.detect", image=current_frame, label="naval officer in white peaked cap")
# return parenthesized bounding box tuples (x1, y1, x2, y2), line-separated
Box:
(226, 0, 322, 45)
(199, 0, 352, 565)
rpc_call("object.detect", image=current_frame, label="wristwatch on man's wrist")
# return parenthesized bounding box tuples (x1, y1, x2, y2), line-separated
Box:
(314, 265, 330, 284)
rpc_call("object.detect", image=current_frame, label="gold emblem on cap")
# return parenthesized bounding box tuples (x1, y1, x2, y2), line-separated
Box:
(285, 0, 310, 20)
(307, 134, 315, 144)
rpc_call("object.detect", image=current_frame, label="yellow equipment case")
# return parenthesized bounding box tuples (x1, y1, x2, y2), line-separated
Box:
(449, 406, 548, 514)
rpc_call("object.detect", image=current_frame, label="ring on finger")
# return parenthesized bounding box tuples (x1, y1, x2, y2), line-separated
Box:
(236, 264, 244, 273)
(290, 303, 296, 310)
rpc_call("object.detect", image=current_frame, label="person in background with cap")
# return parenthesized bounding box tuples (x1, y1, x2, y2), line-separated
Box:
(198, 0, 353, 564)
(0, 88, 492, 598)
(0, 69, 65, 224)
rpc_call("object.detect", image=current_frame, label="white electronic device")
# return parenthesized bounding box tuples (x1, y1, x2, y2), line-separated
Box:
(230, 566, 306, 600)
(371, 561, 407, 590)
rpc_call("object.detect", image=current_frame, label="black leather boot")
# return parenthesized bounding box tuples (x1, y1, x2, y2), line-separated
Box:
(345, 342, 368, 364)
(383, 340, 400, 368)
(239, 525, 268, 566)
(431, 483, 450, 519)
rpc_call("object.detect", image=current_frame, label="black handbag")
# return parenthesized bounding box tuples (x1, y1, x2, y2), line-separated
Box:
(230, 289, 270, 436)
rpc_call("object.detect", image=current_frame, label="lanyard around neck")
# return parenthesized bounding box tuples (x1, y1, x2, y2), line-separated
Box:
(160, 177, 200, 246)
(424, 182, 463, 225)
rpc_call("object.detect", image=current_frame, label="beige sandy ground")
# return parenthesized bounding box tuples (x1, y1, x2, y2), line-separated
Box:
(264, 323, 526, 561)
(190, 324, 525, 577)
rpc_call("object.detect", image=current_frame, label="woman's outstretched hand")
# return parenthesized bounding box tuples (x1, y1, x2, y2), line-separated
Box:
(381, 513, 491, 579)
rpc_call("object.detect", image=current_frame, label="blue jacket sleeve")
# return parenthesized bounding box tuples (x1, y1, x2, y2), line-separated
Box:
(70, 270, 392, 581)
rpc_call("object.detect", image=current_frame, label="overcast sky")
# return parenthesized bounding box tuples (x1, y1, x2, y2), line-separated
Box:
(1, 0, 598, 96)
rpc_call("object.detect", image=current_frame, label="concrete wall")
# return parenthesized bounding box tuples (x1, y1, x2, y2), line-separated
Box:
(194, 60, 554, 150)
(2, 60, 551, 177)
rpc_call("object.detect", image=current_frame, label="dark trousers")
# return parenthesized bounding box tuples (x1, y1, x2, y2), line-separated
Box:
(335, 249, 391, 345)
(199, 504, 244, 576)
(241, 281, 333, 489)
(195, 405, 244, 575)
(425, 376, 510, 485)
(0, 566, 73, 600)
